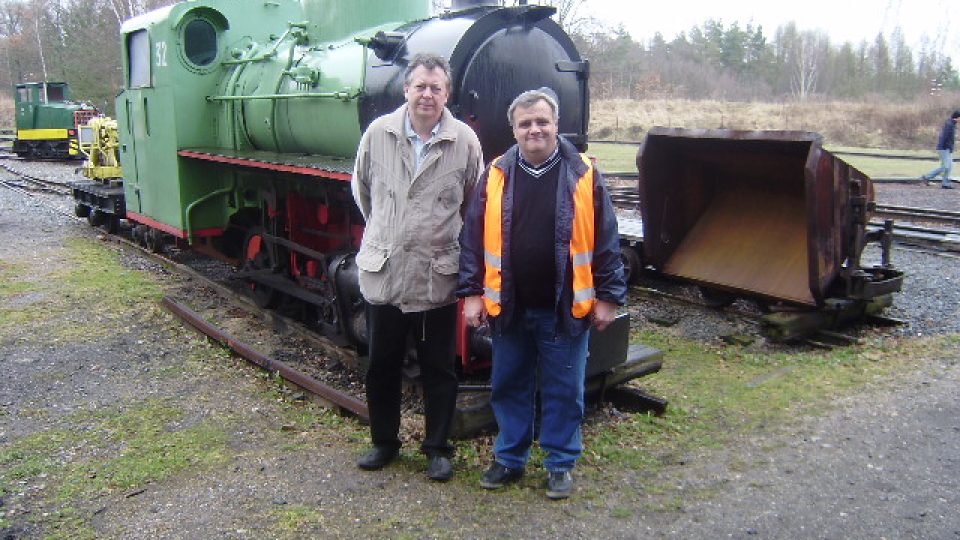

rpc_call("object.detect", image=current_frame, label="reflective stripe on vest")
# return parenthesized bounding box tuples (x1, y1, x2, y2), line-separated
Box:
(482, 157, 506, 316)
(481, 154, 596, 318)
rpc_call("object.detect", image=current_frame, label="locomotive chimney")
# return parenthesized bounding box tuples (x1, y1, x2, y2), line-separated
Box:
(300, 0, 431, 43)
(451, 0, 502, 9)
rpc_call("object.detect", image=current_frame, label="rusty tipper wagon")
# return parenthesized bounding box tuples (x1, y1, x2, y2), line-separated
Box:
(637, 127, 904, 338)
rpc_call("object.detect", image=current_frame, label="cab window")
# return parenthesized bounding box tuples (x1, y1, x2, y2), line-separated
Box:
(128, 30, 151, 88)
(183, 18, 217, 67)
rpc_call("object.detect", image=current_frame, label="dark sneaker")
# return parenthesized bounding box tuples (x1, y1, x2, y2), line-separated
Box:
(546, 470, 573, 500)
(426, 455, 453, 482)
(357, 446, 399, 470)
(479, 462, 523, 489)
(943, 184, 955, 189)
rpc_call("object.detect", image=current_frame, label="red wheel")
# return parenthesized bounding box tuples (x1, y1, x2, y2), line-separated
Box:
(242, 229, 280, 308)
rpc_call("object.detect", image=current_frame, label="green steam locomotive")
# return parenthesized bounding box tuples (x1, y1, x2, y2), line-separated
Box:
(88, 0, 663, 395)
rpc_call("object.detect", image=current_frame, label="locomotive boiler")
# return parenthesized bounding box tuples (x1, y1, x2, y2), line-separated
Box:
(109, 0, 660, 394)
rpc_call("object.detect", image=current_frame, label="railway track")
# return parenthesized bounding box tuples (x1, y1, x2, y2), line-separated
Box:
(1, 162, 666, 430)
(0, 160, 375, 422)
(874, 204, 960, 227)
(0, 159, 75, 195)
(118, 234, 375, 423)
(609, 186, 960, 252)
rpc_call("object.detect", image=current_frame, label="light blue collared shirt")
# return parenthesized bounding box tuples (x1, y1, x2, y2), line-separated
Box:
(405, 114, 441, 174)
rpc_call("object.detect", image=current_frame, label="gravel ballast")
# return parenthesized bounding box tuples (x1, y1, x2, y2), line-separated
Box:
(1, 160, 958, 539)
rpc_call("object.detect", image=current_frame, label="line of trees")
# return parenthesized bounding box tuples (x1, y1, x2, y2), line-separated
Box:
(572, 18, 959, 101)
(0, 0, 167, 113)
(1, 0, 957, 117)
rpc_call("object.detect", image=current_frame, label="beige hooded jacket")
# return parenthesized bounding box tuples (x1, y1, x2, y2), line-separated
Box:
(351, 104, 483, 312)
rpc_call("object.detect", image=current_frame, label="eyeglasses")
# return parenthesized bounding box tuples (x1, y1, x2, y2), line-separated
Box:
(410, 83, 447, 95)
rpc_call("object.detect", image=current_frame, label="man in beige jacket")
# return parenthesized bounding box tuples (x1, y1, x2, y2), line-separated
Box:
(351, 53, 483, 481)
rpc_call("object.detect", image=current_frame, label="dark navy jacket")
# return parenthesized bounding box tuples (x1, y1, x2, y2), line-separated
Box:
(457, 136, 627, 337)
(937, 118, 957, 151)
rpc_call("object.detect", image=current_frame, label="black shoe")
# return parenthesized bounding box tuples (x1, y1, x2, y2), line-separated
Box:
(943, 184, 954, 189)
(426, 455, 453, 482)
(357, 446, 399, 470)
(479, 462, 524, 489)
(546, 470, 573, 500)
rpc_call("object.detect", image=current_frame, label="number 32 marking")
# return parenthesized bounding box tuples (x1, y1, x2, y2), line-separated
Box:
(155, 41, 168, 67)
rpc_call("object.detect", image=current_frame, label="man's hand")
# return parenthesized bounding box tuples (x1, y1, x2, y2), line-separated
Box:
(590, 300, 617, 331)
(463, 295, 487, 328)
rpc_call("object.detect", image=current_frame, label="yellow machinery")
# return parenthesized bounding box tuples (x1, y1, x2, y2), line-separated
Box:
(72, 116, 125, 232)
(78, 116, 122, 181)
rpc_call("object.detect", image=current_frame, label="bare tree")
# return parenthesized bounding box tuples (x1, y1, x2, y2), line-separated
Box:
(548, 0, 583, 30)
(30, 0, 47, 83)
(775, 23, 829, 100)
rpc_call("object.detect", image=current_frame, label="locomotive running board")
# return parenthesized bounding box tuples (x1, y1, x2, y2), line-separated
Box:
(179, 148, 354, 182)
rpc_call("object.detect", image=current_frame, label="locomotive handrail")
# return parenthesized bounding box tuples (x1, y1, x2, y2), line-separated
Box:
(206, 90, 359, 102)
(221, 21, 308, 65)
(185, 178, 235, 243)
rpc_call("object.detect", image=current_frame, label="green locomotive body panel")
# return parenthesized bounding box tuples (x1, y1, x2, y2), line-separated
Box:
(116, 0, 430, 239)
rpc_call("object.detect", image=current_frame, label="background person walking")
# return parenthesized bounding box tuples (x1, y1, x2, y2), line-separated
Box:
(922, 110, 960, 189)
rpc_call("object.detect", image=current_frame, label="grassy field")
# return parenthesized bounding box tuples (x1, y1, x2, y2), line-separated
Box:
(588, 140, 942, 178)
(590, 95, 959, 150)
(586, 95, 959, 177)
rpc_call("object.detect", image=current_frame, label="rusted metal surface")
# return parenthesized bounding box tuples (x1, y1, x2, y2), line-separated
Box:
(161, 296, 370, 423)
(637, 127, 883, 307)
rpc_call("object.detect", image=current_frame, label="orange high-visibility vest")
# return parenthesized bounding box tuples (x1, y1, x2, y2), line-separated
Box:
(482, 154, 596, 318)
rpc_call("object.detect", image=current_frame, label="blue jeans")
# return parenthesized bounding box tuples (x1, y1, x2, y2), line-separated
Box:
(490, 307, 589, 472)
(924, 149, 953, 187)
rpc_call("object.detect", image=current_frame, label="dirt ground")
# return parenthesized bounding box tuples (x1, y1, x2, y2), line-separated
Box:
(1, 177, 959, 539)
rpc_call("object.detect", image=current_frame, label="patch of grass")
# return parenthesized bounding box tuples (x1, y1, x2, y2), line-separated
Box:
(0, 261, 35, 297)
(31, 506, 96, 540)
(0, 238, 162, 339)
(60, 421, 228, 500)
(826, 150, 936, 178)
(271, 504, 325, 538)
(610, 507, 633, 519)
(57, 237, 163, 305)
(573, 329, 939, 508)
(589, 142, 640, 175)
(0, 399, 232, 536)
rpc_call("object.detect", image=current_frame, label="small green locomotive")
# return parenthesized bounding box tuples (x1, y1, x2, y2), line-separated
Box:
(13, 82, 99, 159)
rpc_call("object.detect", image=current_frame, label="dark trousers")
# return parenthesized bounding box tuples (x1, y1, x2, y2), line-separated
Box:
(365, 302, 458, 457)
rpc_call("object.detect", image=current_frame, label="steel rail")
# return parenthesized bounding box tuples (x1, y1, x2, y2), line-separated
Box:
(0, 161, 74, 195)
(161, 296, 370, 423)
(874, 204, 960, 227)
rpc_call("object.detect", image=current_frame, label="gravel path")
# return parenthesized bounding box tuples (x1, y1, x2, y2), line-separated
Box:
(1, 160, 958, 539)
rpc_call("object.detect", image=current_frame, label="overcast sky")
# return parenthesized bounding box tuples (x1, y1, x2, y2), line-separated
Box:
(577, 0, 959, 62)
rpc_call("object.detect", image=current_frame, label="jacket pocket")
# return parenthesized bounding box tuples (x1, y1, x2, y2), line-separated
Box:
(356, 244, 392, 303)
(427, 246, 460, 304)
(356, 244, 389, 272)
